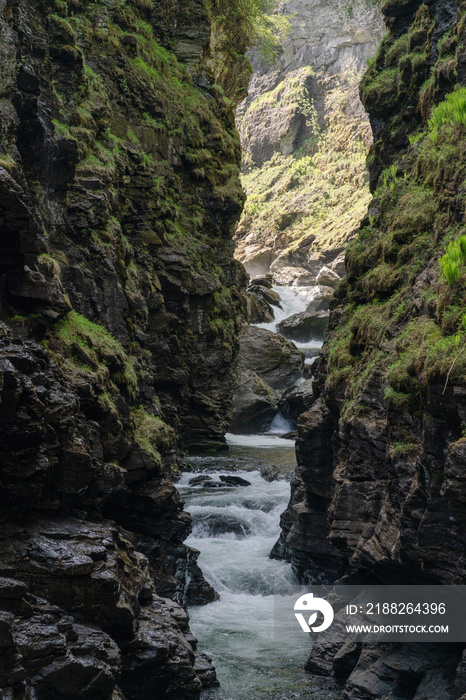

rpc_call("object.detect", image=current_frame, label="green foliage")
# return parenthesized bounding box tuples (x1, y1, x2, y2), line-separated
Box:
(439, 236, 466, 285)
(390, 441, 421, 459)
(56, 311, 125, 357)
(384, 386, 410, 408)
(208, 0, 291, 64)
(429, 88, 466, 130)
(408, 131, 425, 146)
(130, 408, 175, 467)
(55, 311, 138, 396)
(361, 67, 398, 109)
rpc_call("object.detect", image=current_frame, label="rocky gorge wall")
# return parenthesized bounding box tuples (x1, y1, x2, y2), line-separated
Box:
(273, 0, 466, 697)
(235, 0, 385, 285)
(0, 0, 251, 696)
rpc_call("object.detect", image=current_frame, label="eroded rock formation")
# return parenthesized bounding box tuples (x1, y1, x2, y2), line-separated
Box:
(0, 0, 250, 696)
(274, 0, 466, 696)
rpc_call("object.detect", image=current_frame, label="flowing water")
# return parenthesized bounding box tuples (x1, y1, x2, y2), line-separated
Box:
(178, 436, 337, 700)
(255, 285, 324, 366)
(177, 286, 336, 699)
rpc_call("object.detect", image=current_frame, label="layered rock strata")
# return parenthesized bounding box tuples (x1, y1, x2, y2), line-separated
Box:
(0, 0, 250, 696)
(274, 0, 466, 696)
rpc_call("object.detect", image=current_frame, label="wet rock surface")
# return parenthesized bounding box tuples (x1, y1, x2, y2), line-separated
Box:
(271, 1, 466, 697)
(0, 0, 250, 694)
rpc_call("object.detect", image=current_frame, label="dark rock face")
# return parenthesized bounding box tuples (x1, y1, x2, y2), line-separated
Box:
(273, 0, 466, 696)
(0, 0, 250, 695)
(230, 324, 304, 433)
(279, 379, 314, 421)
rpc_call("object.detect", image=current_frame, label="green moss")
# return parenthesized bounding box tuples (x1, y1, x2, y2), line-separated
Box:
(390, 440, 421, 459)
(56, 311, 125, 358)
(361, 67, 398, 105)
(130, 408, 175, 466)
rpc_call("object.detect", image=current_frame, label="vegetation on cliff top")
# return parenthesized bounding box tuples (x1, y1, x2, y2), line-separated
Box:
(236, 73, 373, 264)
(324, 3, 466, 440)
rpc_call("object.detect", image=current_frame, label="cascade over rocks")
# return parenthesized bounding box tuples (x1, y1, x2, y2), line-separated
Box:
(0, 0, 250, 695)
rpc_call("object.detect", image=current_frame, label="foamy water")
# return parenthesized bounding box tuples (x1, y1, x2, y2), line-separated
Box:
(178, 437, 337, 700)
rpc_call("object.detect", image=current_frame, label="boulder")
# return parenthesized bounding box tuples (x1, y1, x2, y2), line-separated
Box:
(230, 369, 277, 434)
(279, 379, 314, 420)
(316, 265, 341, 288)
(241, 245, 274, 277)
(219, 475, 251, 486)
(237, 325, 305, 391)
(272, 266, 317, 286)
(277, 310, 329, 342)
(306, 286, 334, 314)
(250, 275, 273, 288)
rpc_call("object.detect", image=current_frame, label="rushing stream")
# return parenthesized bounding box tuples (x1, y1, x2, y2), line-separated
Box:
(178, 436, 337, 700)
(176, 285, 335, 699)
(256, 285, 324, 367)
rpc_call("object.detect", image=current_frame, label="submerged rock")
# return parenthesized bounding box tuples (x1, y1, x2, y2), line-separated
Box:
(219, 475, 252, 487)
(193, 512, 252, 538)
(188, 475, 213, 486)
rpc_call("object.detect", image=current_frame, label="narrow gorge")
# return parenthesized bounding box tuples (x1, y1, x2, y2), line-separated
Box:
(1, 0, 466, 699)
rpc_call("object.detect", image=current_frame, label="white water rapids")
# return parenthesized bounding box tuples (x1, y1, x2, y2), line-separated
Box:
(176, 285, 335, 698)
(178, 437, 337, 700)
